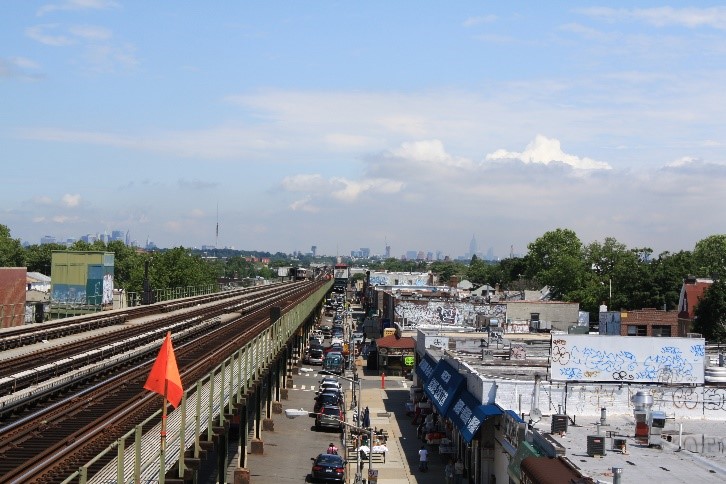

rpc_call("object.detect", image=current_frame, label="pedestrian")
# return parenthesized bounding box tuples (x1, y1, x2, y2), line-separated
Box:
(454, 458, 464, 484)
(363, 406, 370, 428)
(418, 445, 428, 472)
(359, 447, 368, 473)
(444, 458, 454, 484)
(327, 442, 338, 454)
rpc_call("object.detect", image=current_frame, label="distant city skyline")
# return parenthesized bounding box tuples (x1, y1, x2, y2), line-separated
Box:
(3, 3, 725, 257)
(20, 226, 514, 260)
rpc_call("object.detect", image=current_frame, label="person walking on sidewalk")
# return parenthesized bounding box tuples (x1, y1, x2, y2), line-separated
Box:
(444, 458, 454, 484)
(454, 458, 464, 483)
(418, 445, 428, 472)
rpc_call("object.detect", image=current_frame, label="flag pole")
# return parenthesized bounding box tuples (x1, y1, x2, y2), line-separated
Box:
(160, 380, 168, 484)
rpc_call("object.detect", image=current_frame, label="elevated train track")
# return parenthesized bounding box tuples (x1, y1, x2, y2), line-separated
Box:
(0, 280, 326, 483)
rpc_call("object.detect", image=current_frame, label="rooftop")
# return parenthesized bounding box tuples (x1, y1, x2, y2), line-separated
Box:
(530, 414, 726, 483)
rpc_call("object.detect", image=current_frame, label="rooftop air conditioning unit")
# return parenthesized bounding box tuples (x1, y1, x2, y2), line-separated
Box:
(551, 414, 568, 435)
(587, 435, 606, 457)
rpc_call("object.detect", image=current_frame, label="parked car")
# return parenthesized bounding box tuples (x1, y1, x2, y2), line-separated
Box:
(309, 453, 346, 483)
(316, 381, 342, 395)
(314, 391, 343, 413)
(315, 404, 344, 431)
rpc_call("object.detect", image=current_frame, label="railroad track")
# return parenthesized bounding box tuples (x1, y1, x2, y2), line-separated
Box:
(0, 280, 323, 483)
(0, 284, 290, 399)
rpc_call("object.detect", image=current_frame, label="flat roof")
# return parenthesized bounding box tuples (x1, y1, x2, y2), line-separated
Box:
(531, 414, 726, 483)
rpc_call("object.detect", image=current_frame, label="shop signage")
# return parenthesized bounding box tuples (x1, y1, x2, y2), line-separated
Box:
(502, 410, 526, 451)
(447, 390, 502, 443)
(424, 359, 465, 415)
(416, 354, 436, 382)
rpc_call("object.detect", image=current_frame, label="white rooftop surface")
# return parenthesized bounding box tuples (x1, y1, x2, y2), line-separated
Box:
(532, 415, 726, 483)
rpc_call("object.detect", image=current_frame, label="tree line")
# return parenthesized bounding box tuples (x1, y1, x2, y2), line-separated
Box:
(2, 224, 724, 340)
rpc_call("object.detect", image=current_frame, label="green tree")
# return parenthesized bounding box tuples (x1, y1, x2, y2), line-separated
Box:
(0, 224, 24, 267)
(24, 242, 66, 274)
(693, 279, 726, 343)
(106, 240, 140, 290)
(432, 260, 466, 285)
(525, 228, 585, 299)
(693, 235, 726, 278)
(649, 250, 694, 311)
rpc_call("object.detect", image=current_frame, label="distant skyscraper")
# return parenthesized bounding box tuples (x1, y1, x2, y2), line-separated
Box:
(311, 245, 317, 257)
(385, 245, 391, 258)
(405, 250, 417, 260)
(469, 234, 478, 258)
(40, 235, 56, 245)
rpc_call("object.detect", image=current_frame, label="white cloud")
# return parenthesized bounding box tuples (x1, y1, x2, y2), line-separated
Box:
(485, 135, 612, 170)
(26, 24, 75, 46)
(61, 193, 81, 207)
(69, 25, 112, 41)
(188, 209, 205, 218)
(289, 197, 319, 213)
(463, 15, 497, 27)
(579, 7, 726, 30)
(281, 174, 327, 192)
(38, 0, 119, 16)
(330, 178, 404, 203)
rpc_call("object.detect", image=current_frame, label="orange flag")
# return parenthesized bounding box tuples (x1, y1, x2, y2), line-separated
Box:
(144, 331, 184, 408)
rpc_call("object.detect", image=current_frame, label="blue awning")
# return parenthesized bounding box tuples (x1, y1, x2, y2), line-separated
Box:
(424, 359, 465, 415)
(446, 389, 503, 443)
(415, 353, 437, 383)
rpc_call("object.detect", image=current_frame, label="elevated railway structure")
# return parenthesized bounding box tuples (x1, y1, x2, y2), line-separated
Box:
(0, 279, 332, 483)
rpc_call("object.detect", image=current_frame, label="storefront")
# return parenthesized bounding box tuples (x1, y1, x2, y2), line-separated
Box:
(446, 389, 502, 483)
(374, 335, 415, 377)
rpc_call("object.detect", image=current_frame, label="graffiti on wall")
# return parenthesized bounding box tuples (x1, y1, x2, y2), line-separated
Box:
(551, 335, 705, 384)
(396, 301, 506, 327)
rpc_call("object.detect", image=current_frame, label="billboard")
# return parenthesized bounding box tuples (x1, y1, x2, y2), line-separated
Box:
(550, 334, 705, 384)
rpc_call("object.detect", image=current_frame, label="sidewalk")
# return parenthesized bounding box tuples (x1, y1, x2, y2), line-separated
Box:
(346, 372, 447, 484)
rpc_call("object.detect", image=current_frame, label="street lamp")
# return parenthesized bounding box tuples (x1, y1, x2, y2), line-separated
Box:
(285, 408, 374, 482)
(320, 370, 361, 413)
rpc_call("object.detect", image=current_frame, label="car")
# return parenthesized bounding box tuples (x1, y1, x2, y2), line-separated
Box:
(315, 404, 344, 431)
(305, 347, 324, 365)
(316, 381, 342, 395)
(325, 343, 344, 354)
(309, 453, 346, 483)
(314, 391, 343, 413)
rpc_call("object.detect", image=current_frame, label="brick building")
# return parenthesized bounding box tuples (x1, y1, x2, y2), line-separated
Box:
(620, 308, 678, 337)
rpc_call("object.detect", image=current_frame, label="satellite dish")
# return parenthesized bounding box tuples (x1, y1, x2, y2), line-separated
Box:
(530, 408, 542, 421)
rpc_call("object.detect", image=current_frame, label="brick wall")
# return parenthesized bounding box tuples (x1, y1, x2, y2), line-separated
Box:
(619, 308, 678, 337)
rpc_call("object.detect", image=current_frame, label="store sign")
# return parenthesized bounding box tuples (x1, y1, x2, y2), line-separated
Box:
(424, 360, 464, 415)
(502, 410, 526, 451)
(416, 354, 436, 381)
(425, 335, 449, 350)
(447, 390, 502, 443)
(404, 356, 415, 366)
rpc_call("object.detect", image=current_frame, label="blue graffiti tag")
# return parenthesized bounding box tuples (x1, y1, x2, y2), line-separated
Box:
(559, 368, 583, 380)
(691, 345, 705, 357)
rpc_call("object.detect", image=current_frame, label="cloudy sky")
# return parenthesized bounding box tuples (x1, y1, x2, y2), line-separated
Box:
(2, 1, 725, 258)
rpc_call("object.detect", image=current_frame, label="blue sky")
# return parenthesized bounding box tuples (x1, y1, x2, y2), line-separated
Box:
(2, 1, 725, 258)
